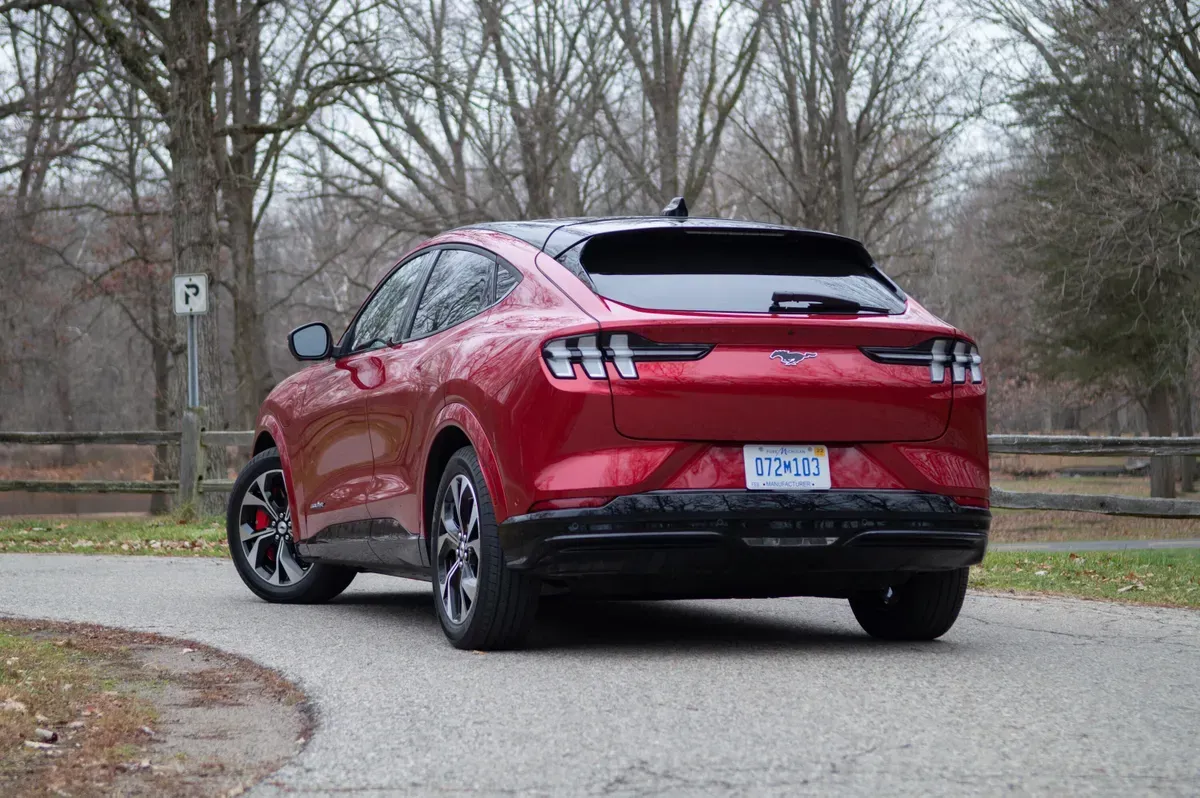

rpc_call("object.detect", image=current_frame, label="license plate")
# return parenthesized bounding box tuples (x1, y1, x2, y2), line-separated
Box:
(743, 445, 831, 490)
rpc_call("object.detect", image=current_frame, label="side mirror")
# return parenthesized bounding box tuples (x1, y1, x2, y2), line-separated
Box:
(288, 322, 332, 361)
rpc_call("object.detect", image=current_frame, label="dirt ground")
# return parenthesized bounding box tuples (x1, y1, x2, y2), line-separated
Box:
(0, 619, 309, 797)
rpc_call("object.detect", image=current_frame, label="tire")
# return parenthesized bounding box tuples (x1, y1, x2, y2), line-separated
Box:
(226, 448, 356, 604)
(431, 446, 539, 650)
(849, 568, 969, 641)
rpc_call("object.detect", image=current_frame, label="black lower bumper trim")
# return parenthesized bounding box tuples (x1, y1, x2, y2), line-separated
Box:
(498, 490, 989, 589)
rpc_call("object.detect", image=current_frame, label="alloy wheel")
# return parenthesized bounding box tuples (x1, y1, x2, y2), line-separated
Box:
(436, 474, 481, 625)
(237, 469, 311, 586)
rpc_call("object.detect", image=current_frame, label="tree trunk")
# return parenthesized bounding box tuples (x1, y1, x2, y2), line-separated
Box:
(166, 0, 227, 513)
(166, 0, 217, 305)
(1145, 382, 1176, 498)
(149, 302, 172, 515)
(213, 0, 272, 428)
(228, 185, 272, 427)
(165, 0, 222, 409)
(830, 0, 858, 239)
(650, 0, 681, 203)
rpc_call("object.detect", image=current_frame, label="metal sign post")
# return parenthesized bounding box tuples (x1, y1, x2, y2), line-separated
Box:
(173, 274, 209, 409)
(173, 274, 209, 508)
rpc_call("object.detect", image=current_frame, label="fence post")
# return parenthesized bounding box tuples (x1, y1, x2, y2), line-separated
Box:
(178, 409, 204, 509)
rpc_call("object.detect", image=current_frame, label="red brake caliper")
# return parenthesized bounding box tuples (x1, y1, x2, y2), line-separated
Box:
(254, 509, 276, 563)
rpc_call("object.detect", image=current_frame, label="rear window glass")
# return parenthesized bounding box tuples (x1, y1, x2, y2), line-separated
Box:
(573, 230, 905, 314)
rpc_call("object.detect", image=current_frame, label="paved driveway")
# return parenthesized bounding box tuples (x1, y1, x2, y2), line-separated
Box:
(1, 555, 1197, 796)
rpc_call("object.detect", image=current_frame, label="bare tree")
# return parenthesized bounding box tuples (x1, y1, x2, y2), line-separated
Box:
(596, 0, 765, 206)
(213, 0, 387, 424)
(729, 0, 971, 255)
(474, 0, 611, 216)
(307, 0, 488, 234)
(0, 8, 92, 446)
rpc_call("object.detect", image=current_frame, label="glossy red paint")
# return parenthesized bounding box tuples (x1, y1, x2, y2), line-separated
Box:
(256, 222, 989, 550)
(598, 303, 956, 443)
(287, 354, 379, 538)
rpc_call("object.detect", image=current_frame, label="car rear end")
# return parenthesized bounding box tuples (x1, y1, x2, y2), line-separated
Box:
(491, 220, 989, 600)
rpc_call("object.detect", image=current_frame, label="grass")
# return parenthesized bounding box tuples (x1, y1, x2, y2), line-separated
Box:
(0, 514, 227, 556)
(0, 624, 158, 796)
(971, 549, 1200, 608)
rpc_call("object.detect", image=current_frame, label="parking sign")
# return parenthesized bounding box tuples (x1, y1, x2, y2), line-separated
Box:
(174, 274, 209, 315)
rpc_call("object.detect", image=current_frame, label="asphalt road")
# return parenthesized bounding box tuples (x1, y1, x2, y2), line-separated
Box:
(1, 555, 1197, 796)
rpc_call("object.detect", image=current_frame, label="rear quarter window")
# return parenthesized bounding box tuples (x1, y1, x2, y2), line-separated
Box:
(571, 229, 905, 314)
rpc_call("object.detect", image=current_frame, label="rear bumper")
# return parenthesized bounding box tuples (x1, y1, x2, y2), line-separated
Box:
(498, 490, 989, 596)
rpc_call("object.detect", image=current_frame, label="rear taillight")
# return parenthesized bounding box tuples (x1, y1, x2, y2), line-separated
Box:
(860, 338, 982, 384)
(542, 332, 711, 380)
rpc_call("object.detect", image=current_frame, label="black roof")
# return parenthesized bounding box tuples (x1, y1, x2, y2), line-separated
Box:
(464, 216, 861, 259)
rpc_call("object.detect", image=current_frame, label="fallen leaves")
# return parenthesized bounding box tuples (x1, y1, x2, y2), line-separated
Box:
(0, 537, 227, 554)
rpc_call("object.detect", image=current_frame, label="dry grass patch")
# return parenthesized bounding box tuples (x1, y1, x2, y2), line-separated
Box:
(0, 619, 308, 797)
(993, 474, 1200, 499)
(0, 625, 159, 796)
(990, 508, 1200, 543)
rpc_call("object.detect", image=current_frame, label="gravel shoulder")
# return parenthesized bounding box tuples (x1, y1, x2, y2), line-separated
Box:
(1, 554, 1198, 796)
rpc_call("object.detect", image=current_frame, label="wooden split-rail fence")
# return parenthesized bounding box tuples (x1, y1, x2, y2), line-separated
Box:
(1, 421, 1199, 518)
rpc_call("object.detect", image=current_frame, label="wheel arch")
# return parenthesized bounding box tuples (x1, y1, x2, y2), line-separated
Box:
(253, 430, 277, 455)
(252, 415, 301, 530)
(423, 405, 508, 550)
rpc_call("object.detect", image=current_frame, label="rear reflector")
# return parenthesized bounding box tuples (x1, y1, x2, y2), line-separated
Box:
(951, 495, 990, 509)
(529, 497, 613, 512)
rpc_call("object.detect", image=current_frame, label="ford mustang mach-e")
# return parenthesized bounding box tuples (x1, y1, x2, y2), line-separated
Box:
(227, 205, 989, 649)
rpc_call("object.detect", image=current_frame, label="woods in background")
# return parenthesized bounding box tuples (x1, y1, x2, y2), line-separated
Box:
(1, 0, 1198, 496)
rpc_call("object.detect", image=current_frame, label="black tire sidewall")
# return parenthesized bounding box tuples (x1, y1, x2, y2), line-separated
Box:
(849, 567, 969, 641)
(431, 449, 500, 644)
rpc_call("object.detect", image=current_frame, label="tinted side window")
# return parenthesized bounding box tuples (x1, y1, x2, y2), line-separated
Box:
(350, 251, 434, 351)
(495, 263, 520, 300)
(408, 249, 493, 339)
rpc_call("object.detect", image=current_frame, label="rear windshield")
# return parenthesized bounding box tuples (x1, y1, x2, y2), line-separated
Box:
(571, 229, 905, 314)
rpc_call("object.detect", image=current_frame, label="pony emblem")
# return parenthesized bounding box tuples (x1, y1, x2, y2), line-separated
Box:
(770, 350, 818, 366)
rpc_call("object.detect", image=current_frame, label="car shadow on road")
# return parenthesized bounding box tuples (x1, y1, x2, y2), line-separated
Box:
(329, 587, 934, 653)
(525, 597, 892, 652)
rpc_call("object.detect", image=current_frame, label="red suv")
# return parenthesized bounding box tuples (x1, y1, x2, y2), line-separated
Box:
(227, 210, 989, 649)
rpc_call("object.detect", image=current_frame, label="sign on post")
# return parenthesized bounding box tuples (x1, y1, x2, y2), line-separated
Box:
(172, 274, 208, 411)
(173, 273, 209, 315)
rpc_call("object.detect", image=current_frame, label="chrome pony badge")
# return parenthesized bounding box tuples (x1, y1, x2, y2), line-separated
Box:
(770, 350, 818, 366)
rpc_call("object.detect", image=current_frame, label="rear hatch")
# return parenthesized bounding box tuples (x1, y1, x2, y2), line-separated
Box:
(564, 227, 953, 443)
